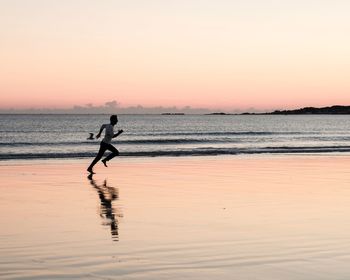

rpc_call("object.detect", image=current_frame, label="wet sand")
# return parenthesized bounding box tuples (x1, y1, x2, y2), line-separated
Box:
(1, 155, 350, 279)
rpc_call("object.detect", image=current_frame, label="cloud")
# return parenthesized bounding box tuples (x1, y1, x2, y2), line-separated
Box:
(105, 101, 119, 108)
(0, 100, 268, 114)
(0, 100, 219, 114)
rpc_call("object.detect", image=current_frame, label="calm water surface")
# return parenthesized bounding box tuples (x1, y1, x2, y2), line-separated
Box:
(1, 156, 350, 279)
(1, 114, 350, 159)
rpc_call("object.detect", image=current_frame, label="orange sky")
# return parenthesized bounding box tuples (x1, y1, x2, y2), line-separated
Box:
(1, 1, 350, 111)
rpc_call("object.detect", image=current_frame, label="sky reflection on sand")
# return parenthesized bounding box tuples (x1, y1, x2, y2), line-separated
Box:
(1, 156, 350, 279)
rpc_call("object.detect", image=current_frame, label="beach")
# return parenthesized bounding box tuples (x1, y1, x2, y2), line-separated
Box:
(1, 155, 350, 279)
(3, 0, 350, 278)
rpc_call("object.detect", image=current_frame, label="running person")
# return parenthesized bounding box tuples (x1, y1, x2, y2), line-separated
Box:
(87, 115, 123, 174)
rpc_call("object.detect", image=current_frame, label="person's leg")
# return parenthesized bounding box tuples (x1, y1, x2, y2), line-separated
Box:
(87, 143, 107, 172)
(102, 144, 119, 167)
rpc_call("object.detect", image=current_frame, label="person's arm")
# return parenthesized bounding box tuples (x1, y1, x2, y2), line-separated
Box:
(96, 125, 105, 139)
(113, 129, 124, 138)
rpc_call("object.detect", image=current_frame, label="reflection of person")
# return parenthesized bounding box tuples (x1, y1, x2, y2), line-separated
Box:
(87, 174, 122, 241)
(87, 115, 123, 174)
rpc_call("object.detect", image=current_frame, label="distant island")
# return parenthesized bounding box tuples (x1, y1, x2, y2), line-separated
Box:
(203, 106, 350, 115)
(161, 113, 185, 115)
(238, 105, 350, 115)
(206, 112, 233, 115)
(267, 105, 350, 115)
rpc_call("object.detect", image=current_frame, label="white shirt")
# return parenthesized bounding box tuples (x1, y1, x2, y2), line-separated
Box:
(101, 124, 114, 144)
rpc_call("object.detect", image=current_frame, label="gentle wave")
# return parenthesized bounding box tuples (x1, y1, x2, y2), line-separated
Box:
(1, 135, 348, 147)
(0, 139, 235, 147)
(2, 146, 350, 160)
(0, 131, 315, 135)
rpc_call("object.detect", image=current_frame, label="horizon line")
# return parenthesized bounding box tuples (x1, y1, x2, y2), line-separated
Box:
(1, 104, 350, 115)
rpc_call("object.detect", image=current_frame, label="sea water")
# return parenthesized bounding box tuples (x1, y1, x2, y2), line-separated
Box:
(1, 114, 350, 160)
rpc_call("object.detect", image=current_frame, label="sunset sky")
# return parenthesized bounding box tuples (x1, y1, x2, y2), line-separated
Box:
(1, 0, 350, 112)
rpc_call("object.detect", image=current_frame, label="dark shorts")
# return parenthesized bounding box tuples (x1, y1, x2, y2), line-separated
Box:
(99, 141, 119, 155)
(94, 142, 119, 162)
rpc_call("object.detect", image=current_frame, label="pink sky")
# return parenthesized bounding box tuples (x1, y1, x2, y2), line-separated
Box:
(1, 1, 350, 112)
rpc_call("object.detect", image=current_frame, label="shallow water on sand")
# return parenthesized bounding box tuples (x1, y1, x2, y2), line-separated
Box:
(1, 156, 350, 279)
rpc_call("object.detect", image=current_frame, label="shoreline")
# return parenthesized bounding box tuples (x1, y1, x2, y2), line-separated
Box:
(1, 153, 350, 170)
(1, 152, 350, 164)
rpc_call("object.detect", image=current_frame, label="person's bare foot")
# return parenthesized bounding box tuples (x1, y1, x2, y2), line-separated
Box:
(87, 168, 95, 174)
(102, 159, 108, 167)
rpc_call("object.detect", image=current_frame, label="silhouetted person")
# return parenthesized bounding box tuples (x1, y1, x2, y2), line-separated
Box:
(87, 115, 123, 174)
(87, 174, 122, 241)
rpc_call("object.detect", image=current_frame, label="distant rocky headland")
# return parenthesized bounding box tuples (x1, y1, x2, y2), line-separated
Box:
(205, 106, 350, 115)
(160, 106, 350, 115)
(267, 105, 350, 115)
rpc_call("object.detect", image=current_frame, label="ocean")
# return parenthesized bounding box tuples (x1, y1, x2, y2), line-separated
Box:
(1, 114, 350, 160)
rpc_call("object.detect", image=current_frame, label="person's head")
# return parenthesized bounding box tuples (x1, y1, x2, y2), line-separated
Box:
(110, 115, 118, 125)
